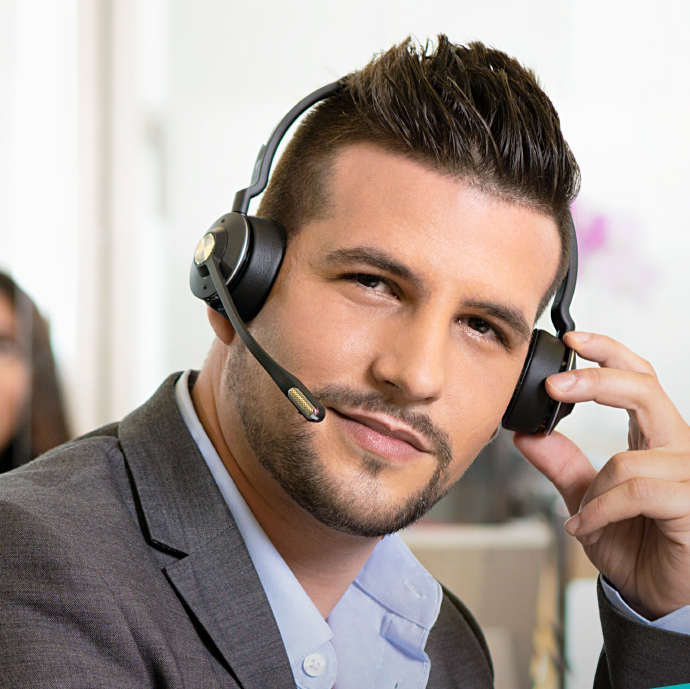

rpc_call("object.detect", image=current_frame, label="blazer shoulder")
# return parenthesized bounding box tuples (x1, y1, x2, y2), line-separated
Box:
(425, 584, 493, 688)
(0, 425, 141, 559)
(0, 425, 125, 501)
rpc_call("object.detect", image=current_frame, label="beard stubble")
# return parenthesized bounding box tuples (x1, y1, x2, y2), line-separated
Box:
(225, 344, 456, 538)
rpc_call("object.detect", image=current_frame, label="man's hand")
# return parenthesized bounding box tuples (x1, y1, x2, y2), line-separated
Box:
(514, 331, 690, 620)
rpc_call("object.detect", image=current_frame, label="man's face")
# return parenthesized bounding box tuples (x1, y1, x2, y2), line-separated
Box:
(223, 144, 561, 537)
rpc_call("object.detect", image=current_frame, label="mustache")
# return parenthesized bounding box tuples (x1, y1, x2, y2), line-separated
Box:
(313, 384, 453, 468)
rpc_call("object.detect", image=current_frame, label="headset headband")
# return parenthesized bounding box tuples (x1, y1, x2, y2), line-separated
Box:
(232, 78, 577, 330)
(552, 216, 578, 337)
(232, 81, 343, 215)
(193, 79, 578, 432)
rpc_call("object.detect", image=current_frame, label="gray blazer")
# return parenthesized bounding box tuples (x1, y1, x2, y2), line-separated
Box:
(0, 374, 686, 688)
(0, 374, 491, 688)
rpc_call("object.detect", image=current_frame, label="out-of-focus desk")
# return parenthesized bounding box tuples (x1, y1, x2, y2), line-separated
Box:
(401, 518, 554, 689)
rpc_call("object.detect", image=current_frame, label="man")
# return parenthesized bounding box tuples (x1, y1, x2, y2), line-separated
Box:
(1, 36, 689, 688)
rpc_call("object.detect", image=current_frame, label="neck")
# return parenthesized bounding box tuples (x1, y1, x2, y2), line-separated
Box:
(192, 349, 380, 618)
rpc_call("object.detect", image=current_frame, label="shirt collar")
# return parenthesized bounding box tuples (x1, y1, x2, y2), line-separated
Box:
(175, 370, 442, 686)
(175, 370, 333, 670)
(355, 534, 442, 632)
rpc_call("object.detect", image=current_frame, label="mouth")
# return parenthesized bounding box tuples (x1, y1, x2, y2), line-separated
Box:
(330, 407, 432, 462)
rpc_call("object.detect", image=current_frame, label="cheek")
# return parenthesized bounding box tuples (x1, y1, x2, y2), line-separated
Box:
(259, 285, 383, 384)
(0, 359, 31, 446)
(442, 352, 525, 468)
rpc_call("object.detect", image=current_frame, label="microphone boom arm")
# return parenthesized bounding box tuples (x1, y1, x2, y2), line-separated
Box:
(204, 255, 325, 422)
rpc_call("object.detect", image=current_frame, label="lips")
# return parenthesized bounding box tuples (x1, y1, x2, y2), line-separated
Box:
(331, 408, 432, 461)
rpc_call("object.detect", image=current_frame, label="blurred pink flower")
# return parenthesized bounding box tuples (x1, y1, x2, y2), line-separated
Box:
(571, 200, 657, 300)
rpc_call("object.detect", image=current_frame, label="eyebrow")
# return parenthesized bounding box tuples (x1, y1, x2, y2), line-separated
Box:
(324, 247, 422, 289)
(324, 246, 532, 344)
(463, 299, 532, 344)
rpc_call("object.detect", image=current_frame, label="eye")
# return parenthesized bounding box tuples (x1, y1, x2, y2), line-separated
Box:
(467, 316, 491, 334)
(461, 316, 508, 347)
(349, 273, 397, 296)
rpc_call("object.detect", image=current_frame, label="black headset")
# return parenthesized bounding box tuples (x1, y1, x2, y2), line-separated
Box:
(190, 81, 578, 435)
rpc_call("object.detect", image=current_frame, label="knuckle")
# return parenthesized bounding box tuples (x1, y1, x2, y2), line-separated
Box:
(631, 372, 662, 411)
(607, 453, 634, 483)
(626, 476, 651, 503)
(584, 495, 606, 523)
(584, 367, 602, 387)
(639, 357, 657, 378)
(641, 371, 661, 394)
(551, 444, 582, 486)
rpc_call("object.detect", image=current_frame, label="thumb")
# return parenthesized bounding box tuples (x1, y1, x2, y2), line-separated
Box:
(513, 430, 598, 517)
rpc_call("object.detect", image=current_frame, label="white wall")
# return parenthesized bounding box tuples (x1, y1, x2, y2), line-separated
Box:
(0, 0, 90, 425)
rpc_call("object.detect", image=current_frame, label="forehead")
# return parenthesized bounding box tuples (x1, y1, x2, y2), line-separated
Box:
(304, 144, 561, 322)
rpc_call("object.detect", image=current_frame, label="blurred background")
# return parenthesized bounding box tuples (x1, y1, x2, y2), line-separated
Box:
(1, 1, 688, 687)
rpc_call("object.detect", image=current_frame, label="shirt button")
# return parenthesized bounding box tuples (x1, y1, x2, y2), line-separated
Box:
(303, 653, 326, 677)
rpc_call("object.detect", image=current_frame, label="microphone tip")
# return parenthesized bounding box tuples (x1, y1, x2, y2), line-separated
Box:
(287, 387, 324, 422)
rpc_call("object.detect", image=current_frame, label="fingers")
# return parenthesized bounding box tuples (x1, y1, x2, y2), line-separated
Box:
(565, 448, 690, 537)
(523, 331, 690, 542)
(546, 333, 690, 447)
(565, 476, 690, 544)
(593, 449, 690, 492)
(547, 367, 666, 412)
(564, 331, 656, 375)
(513, 431, 598, 516)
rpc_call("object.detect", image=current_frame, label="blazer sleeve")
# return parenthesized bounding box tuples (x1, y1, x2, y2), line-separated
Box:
(0, 499, 163, 688)
(425, 584, 494, 689)
(594, 578, 690, 689)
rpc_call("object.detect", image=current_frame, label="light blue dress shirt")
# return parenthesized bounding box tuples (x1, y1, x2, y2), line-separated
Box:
(601, 577, 690, 634)
(175, 370, 442, 689)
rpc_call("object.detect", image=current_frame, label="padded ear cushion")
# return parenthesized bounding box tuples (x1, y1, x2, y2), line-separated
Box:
(502, 329, 570, 434)
(229, 215, 285, 322)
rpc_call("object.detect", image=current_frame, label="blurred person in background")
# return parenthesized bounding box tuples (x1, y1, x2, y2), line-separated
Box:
(0, 271, 70, 472)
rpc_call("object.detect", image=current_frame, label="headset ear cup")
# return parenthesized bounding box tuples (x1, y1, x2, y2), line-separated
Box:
(229, 215, 285, 322)
(190, 213, 285, 322)
(502, 329, 573, 434)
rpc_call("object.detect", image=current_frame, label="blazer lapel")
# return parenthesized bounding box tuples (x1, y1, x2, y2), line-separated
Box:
(118, 373, 295, 689)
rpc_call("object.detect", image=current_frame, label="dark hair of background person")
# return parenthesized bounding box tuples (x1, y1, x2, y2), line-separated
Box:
(0, 272, 71, 472)
(258, 35, 581, 318)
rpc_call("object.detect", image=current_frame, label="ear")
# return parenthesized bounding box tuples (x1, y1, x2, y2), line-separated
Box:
(207, 306, 236, 345)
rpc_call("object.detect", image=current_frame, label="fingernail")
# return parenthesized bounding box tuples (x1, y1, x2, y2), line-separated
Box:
(549, 372, 576, 392)
(564, 515, 580, 534)
(567, 331, 591, 343)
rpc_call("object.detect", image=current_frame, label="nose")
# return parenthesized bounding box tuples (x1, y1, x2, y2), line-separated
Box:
(370, 309, 449, 403)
